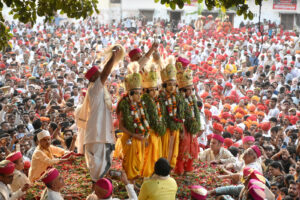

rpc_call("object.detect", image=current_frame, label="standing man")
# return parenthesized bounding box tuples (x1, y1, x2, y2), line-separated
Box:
(83, 46, 123, 183)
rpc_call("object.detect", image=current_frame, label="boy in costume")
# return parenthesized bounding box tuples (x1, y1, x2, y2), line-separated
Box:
(141, 63, 166, 177)
(117, 62, 149, 180)
(159, 57, 184, 168)
(175, 63, 201, 175)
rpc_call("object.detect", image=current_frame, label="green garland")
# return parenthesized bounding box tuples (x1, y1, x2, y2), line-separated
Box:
(116, 95, 150, 135)
(183, 95, 201, 135)
(158, 91, 184, 132)
(141, 93, 166, 136)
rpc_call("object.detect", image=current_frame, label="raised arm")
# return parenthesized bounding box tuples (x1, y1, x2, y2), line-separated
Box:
(100, 46, 122, 85)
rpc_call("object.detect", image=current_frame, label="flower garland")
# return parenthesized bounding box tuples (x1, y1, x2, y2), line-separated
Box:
(117, 95, 150, 136)
(131, 101, 150, 136)
(183, 95, 201, 135)
(159, 91, 184, 131)
(141, 93, 166, 136)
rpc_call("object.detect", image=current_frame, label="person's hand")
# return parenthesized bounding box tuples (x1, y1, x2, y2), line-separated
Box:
(21, 183, 30, 192)
(133, 134, 144, 141)
(120, 170, 129, 185)
(111, 46, 121, 60)
(207, 189, 216, 196)
(210, 160, 221, 165)
(152, 42, 159, 49)
(225, 163, 234, 170)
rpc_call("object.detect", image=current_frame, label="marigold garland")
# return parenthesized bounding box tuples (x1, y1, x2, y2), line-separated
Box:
(141, 93, 166, 136)
(117, 94, 150, 136)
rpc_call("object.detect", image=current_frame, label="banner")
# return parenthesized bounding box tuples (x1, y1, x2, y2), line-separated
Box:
(273, 0, 297, 10)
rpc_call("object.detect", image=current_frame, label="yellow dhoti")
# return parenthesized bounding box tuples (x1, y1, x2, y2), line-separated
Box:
(161, 129, 180, 168)
(121, 133, 145, 180)
(142, 129, 162, 177)
(113, 132, 123, 159)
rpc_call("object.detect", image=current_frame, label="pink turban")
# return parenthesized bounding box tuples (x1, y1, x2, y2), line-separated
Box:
(242, 136, 255, 144)
(95, 178, 113, 199)
(251, 145, 261, 158)
(190, 185, 207, 200)
(177, 57, 190, 67)
(41, 168, 59, 184)
(6, 152, 22, 162)
(212, 134, 224, 143)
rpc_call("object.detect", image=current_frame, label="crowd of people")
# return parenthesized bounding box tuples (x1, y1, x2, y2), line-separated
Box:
(0, 13, 299, 200)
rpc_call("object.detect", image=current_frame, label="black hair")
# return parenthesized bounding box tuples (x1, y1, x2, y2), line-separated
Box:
(129, 91, 134, 96)
(32, 119, 42, 130)
(270, 126, 279, 133)
(228, 146, 239, 157)
(269, 117, 278, 123)
(285, 175, 295, 187)
(154, 158, 171, 176)
(269, 161, 283, 172)
(162, 83, 167, 88)
(49, 123, 58, 131)
(65, 136, 73, 149)
(222, 132, 232, 139)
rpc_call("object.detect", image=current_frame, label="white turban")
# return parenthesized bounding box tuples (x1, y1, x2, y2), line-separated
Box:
(37, 130, 51, 141)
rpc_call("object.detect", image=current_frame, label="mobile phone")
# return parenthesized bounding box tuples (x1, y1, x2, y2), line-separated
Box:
(51, 106, 61, 110)
(109, 170, 121, 180)
(60, 121, 70, 128)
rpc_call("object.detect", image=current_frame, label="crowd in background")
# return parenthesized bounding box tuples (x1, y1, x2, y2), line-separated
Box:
(0, 14, 299, 200)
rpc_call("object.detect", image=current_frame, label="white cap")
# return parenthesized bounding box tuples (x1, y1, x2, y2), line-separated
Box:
(37, 130, 51, 141)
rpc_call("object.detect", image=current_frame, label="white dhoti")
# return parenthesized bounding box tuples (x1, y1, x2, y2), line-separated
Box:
(75, 128, 85, 154)
(84, 143, 114, 182)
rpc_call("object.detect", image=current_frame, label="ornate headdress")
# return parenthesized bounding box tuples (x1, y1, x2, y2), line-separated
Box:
(141, 63, 159, 88)
(125, 62, 142, 91)
(160, 56, 177, 83)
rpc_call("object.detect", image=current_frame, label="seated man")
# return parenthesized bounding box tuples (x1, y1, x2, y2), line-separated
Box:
(86, 171, 137, 200)
(0, 160, 30, 199)
(40, 168, 64, 200)
(139, 158, 178, 200)
(29, 130, 72, 182)
(199, 134, 235, 164)
(5, 151, 30, 192)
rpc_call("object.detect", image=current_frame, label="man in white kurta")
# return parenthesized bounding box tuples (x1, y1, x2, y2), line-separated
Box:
(84, 76, 115, 182)
(82, 47, 122, 182)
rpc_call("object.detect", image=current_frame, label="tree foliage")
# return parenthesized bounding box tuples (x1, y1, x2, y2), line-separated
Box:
(156, 0, 261, 20)
(0, 0, 99, 51)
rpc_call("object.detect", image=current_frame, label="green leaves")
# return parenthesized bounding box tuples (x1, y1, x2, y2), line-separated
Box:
(157, 0, 260, 20)
(0, 0, 99, 50)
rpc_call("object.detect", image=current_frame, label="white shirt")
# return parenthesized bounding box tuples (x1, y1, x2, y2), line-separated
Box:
(84, 77, 115, 145)
(0, 181, 24, 200)
(40, 188, 64, 200)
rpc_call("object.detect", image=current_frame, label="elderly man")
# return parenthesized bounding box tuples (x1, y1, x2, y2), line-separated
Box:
(0, 160, 30, 199)
(28, 130, 71, 183)
(199, 134, 235, 164)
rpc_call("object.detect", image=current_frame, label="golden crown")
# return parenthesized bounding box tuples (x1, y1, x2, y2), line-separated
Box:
(160, 57, 177, 83)
(141, 64, 159, 88)
(177, 69, 193, 89)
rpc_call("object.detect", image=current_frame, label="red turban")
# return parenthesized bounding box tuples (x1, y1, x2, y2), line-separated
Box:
(85, 66, 99, 81)
(0, 160, 15, 175)
(128, 48, 142, 60)
(213, 122, 224, 132)
(177, 57, 190, 67)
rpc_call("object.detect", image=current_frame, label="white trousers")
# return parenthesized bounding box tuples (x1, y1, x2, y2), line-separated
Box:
(84, 143, 114, 182)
